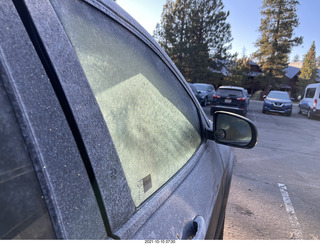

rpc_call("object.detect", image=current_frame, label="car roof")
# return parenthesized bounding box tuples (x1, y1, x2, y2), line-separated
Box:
(268, 90, 288, 94)
(193, 83, 213, 86)
(218, 86, 244, 90)
(306, 83, 320, 88)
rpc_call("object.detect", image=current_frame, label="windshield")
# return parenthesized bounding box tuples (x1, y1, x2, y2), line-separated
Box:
(193, 84, 209, 91)
(267, 92, 290, 100)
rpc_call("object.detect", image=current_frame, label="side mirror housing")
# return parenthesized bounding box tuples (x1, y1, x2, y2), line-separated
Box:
(206, 111, 258, 149)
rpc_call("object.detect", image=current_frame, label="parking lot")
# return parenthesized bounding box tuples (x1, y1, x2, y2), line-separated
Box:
(204, 100, 320, 240)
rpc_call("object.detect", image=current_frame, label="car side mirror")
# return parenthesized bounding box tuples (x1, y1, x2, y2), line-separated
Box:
(207, 111, 258, 149)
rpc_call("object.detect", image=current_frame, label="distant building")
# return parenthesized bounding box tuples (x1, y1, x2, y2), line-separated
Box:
(284, 62, 320, 98)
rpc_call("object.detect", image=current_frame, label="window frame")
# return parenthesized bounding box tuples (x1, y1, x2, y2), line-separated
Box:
(21, 0, 213, 237)
(0, 0, 107, 239)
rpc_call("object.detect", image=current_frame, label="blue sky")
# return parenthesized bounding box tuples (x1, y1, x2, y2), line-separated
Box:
(116, 0, 320, 62)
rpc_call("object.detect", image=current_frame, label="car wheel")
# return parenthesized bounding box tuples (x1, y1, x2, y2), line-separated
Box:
(242, 110, 247, 117)
(286, 111, 292, 116)
(298, 107, 302, 114)
(210, 108, 215, 115)
(262, 108, 266, 113)
(202, 97, 207, 106)
(307, 109, 313, 119)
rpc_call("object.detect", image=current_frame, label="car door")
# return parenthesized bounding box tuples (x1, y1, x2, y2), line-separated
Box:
(12, 0, 233, 239)
(303, 87, 316, 112)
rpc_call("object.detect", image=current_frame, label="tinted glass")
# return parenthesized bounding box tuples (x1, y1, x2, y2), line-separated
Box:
(50, 0, 202, 207)
(305, 88, 316, 98)
(0, 79, 55, 239)
(267, 91, 290, 100)
(189, 84, 198, 93)
(194, 84, 211, 91)
(217, 88, 243, 97)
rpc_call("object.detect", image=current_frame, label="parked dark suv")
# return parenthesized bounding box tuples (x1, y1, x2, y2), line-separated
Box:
(210, 86, 249, 116)
(0, 0, 257, 240)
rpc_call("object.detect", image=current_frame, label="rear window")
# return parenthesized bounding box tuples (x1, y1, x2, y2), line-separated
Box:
(217, 88, 243, 97)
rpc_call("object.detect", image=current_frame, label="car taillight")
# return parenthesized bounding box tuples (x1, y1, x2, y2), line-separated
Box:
(237, 97, 246, 101)
(313, 99, 317, 109)
(213, 95, 220, 99)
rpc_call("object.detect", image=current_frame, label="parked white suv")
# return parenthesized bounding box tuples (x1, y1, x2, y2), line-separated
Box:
(298, 83, 320, 119)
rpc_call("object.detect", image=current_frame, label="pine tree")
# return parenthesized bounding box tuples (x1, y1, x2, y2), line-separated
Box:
(154, 0, 232, 83)
(293, 54, 300, 62)
(254, 0, 303, 91)
(297, 41, 318, 94)
(300, 41, 317, 80)
(228, 57, 251, 87)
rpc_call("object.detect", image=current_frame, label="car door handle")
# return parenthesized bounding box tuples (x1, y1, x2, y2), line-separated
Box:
(191, 216, 206, 240)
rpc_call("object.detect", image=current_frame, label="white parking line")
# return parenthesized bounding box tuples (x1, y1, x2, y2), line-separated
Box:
(278, 183, 303, 239)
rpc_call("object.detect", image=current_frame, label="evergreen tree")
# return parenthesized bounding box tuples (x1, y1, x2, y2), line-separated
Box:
(297, 41, 318, 95)
(293, 54, 300, 62)
(228, 57, 251, 87)
(154, 0, 233, 83)
(254, 0, 303, 91)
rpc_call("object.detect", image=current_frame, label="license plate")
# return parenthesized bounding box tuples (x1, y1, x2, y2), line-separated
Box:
(225, 98, 231, 103)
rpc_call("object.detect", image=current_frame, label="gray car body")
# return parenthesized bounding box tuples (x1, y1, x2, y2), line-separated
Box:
(0, 0, 235, 240)
(192, 83, 216, 106)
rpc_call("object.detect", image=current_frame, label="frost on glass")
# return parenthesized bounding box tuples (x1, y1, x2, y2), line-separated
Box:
(50, 0, 201, 206)
(95, 73, 201, 206)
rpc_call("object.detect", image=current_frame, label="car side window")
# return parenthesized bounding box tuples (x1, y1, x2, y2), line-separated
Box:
(305, 88, 316, 98)
(50, 0, 202, 207)
(0, 79, 55, 239)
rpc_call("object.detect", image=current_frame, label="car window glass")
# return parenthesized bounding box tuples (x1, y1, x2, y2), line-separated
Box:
(267, 92, 290, 100)
(193, 84, 207, 91)
(305, 88, 316, 98)
(189, 84, 198, 93)
(50, 0, 202, 207)
(217, 89, 242, 97)
(0, 79, 55, 239)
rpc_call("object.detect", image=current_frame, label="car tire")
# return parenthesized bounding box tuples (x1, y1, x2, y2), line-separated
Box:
(202, 97, 207, 106)
(262, 108, 266, 113)
(242, 110, 247, 117)
(298, 107, 302, 114)
(286, 111, 292, 116)
(210, 108, 215, 115)
(307, 109, 314, 119)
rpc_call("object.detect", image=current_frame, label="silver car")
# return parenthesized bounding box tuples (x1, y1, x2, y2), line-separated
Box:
(0, 0, 257, 239)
